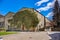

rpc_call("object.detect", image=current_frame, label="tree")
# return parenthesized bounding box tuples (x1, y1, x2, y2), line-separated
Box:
(53, 0, 60, 28)
(10, 9, 39, 31)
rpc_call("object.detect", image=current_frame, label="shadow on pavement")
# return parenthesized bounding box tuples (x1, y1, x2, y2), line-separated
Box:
(0, 37, 3, 40)
(49, 33, 60, 40)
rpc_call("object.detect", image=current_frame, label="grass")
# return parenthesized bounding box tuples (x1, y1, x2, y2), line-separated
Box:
(0, 32, 17, 36)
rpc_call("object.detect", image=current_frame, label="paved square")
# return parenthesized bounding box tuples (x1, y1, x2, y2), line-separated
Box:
(1, 32, 50, 40)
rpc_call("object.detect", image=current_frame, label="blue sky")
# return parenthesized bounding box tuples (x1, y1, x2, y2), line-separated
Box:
(0, 0, 56, 20)
(0, 0, 34, 15)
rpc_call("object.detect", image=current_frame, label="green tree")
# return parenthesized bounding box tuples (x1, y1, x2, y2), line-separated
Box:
(53, 0, 60, 28)
(12, 9, 39, 31)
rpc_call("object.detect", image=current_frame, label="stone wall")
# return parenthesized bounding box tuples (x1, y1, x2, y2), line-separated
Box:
(0, 15, 5, 28)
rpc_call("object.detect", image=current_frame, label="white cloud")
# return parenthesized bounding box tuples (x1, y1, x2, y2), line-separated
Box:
(35, 0, 49, 6)
(35, 0, 57, 19)
(36, 0, 55, 12)
(46, 0, 60, 18)
(46, 12, 53, 17)
(36, 2, 52, 12)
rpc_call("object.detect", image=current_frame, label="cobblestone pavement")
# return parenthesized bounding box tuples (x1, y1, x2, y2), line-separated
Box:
(1, 32, 50, 40)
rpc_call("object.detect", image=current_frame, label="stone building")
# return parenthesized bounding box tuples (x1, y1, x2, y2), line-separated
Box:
(0, 8, 52, 31)
(45, 18, 53, 31)
(20, 8, 52, 31)
(5, 12, 15, 30)
(20, 8, 45, 31)
(0, 15, 5, 28)
(0, 12, 14, 31)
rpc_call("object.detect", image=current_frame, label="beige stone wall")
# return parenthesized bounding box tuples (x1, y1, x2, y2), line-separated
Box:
(45, 18, 52, 31)
(45, 18, 51, 26)
(0, 17, 5, 22)
(0, 17, 5, 27)
(5, 12, 14, 30)
(34, 10, 44, 30)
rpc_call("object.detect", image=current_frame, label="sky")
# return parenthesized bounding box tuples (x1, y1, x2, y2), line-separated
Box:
(0, 0, 58, 20)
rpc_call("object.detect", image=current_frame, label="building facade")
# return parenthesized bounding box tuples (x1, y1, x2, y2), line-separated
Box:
(0, 8, 52, 31)
(0, 15, 5, 28)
